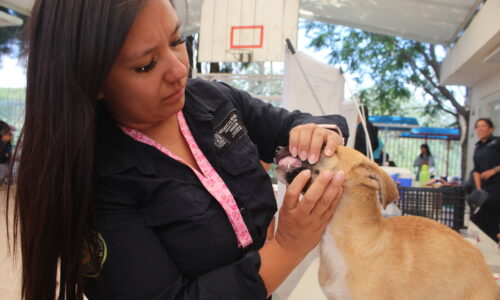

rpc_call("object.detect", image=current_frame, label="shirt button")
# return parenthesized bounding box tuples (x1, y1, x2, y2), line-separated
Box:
(240, 207, 246, 214)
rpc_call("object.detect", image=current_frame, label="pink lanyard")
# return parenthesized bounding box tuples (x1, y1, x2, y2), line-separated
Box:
(120, 111, 253, 248)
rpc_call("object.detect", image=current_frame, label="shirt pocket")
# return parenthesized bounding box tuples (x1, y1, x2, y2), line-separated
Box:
(141, 179, 211, 227)
(218, 134, 259, 176)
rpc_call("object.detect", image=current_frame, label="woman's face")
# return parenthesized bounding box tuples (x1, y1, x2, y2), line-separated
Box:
(475, 120, 493, 141)
(420, 146, 427, 154)
(100, 0, 189, 131)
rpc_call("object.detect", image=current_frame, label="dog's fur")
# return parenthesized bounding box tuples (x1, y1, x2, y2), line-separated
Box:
(276, 146, 499, 300)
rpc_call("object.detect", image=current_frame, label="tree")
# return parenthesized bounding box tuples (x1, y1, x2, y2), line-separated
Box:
(0, 6, 27, 65)
(304, 21, 470, 179)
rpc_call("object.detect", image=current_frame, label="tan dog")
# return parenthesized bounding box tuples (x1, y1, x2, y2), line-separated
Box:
(275, 146, 499, 300)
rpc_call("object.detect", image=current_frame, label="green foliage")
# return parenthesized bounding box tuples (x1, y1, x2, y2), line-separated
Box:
(303, 21, 465, 124)
(0, 7, 27, 60)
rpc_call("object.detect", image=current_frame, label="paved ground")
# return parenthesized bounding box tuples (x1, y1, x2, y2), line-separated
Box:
(0, 187, 22, 300)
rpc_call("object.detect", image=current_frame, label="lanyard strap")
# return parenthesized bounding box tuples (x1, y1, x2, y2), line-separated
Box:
(120, 112, 253, 248)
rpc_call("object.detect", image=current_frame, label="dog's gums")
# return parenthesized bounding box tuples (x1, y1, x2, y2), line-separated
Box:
(275, 147, 313, 192)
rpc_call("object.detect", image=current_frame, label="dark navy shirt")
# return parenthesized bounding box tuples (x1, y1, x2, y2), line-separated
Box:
(473, 135, 500, 192)
(84, 79, 349, 300)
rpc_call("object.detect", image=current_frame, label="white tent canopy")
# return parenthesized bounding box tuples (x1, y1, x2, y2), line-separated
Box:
(0, 0, 482, 46)
(175, 0, 483, 46)
(0, 0, 31, 16)
(0, 9, 22, 27)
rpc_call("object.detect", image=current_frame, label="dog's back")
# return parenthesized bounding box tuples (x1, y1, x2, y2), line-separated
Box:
(337, 216, 499, 300)
(315, 146, 500, 300)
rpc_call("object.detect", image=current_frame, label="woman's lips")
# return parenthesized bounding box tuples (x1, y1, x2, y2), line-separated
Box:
(163, 87, 184, 102)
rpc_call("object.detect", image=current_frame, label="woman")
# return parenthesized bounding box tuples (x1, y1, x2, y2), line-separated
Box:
(11, 0, 348, 299)
(413, 143, 435, 180)
(471, 118, 500, 242)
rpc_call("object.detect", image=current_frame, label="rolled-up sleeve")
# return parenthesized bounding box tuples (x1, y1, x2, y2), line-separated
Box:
(214, 82, 349, 163)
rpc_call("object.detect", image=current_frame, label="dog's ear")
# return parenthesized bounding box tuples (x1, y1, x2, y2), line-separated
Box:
(354, 162, 382, 191)
(355, 161, 399, 208)
(376, 166, 400, 208)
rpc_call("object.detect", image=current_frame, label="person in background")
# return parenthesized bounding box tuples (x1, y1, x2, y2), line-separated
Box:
(354, 106, 379, 157)
(11, 0, 349, 299)
(471, 118, 500, 242)
(0, 128, 12, 185)
(413, 143, 435, 181)
(0, 119, 10, 133)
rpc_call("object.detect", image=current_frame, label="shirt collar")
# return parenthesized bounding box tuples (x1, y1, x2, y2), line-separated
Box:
(94, 79, 219, 177)
(94, 101, 156, 176)
(476, 135, 494, 147)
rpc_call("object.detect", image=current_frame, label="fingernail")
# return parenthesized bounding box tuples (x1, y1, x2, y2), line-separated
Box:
(324, 148, 333, 156)
(302, 169, 311, 177)
(322, 170, 333, 179)
(334, 170, 345, 181)
(308, 154, 317, 164)
(291, 146, 298, 157)
(299, 150, 308, 161)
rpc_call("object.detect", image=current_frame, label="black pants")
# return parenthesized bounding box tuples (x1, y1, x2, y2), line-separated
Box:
(471, 189, 500, 243)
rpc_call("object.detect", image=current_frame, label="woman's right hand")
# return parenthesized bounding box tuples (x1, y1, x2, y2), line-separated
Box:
(258, 169, 344, 296)
(275, 169, 344, 258)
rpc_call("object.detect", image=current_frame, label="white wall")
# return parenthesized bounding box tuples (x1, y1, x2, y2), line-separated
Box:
(466, 71, 500, 174)
(440, 0, 500, 86)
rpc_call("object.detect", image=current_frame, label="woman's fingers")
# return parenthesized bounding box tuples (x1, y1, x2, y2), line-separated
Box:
(289, 124, 342, 165)
(276, 169, 344, 257)
(317, 171, 344, 220)
(297, 170, 334, 215)
(282, 170, 311, 210)
(290, 124, 314, 161)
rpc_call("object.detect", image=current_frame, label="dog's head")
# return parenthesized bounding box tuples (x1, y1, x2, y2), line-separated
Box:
(275, 146, 399, 208)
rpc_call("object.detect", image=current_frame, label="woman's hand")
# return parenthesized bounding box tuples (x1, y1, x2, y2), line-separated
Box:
(289, 123, 343, 164)
(275, 169, 344, 258)
(480, 169, 497, 180)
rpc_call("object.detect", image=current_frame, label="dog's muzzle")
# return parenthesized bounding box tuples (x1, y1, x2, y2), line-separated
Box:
(274, 147, 311, 187)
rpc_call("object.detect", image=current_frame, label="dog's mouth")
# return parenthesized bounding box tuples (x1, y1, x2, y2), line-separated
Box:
(274, 147, 311, 188)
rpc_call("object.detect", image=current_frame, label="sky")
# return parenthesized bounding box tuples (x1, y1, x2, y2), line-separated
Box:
(0, 55, 26, 88)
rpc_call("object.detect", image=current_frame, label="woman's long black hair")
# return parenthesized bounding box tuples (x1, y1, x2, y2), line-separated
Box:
(8, 0, 146, 299)
(419, 143, 432, 158)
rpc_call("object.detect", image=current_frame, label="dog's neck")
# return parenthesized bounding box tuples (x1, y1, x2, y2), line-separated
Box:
(327, 184, 384, 249)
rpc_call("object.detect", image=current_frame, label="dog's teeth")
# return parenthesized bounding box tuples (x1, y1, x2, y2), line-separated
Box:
(287, 162, 292, 168)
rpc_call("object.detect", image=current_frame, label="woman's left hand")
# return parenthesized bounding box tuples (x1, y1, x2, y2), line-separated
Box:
(288, 123, 343, 164)
(480, 169, 497, 180)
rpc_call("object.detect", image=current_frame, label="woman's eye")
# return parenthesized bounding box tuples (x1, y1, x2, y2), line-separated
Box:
(135, 60, 157, 73)
(171, 36, 186, 47)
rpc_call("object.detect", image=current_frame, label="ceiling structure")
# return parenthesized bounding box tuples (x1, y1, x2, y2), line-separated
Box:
(175, 0, 483, 46)
(0, 9, 21, 27)
(0, 0, 31, 15)
(1, 0, 482, 45)
(1, 0, 495, 87)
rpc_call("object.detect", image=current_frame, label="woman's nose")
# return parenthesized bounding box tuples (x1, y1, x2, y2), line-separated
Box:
(163, 53, 187, 83)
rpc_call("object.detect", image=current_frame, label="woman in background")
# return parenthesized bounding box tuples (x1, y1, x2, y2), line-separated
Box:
(471, 118, 500, 242)
(413, 143, 435, 180)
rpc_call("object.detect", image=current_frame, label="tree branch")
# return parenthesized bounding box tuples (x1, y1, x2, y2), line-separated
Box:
(423, 45, 441, 79)
(420, 84, 457, 116)
(404, 54, 467, 117)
